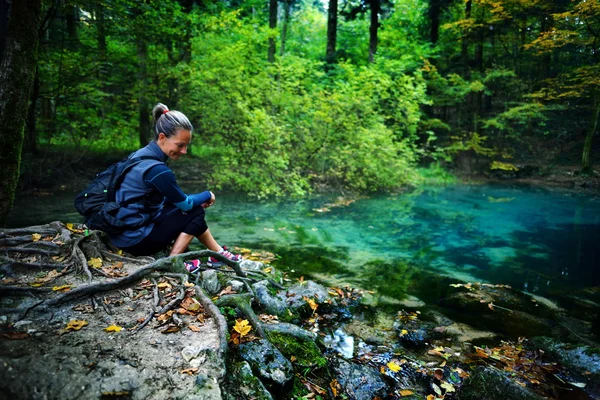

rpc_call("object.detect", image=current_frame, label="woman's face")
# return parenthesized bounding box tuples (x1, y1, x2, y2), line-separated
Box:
(158, 129, 191, 161)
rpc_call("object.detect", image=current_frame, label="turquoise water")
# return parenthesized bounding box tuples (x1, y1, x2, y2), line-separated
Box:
(6, 183, 600, 306)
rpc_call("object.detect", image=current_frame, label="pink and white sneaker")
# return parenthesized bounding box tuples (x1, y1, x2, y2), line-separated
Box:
(207, 246, 242, 267)
(184, 259, 201, 274)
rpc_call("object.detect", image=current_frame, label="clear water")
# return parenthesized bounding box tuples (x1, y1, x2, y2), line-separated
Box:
(6, 183, 600, 309)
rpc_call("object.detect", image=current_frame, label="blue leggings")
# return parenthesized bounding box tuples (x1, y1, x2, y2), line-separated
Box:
(120, 204, 208, 256)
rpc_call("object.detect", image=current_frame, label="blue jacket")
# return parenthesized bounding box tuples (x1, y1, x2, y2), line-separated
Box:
(108, 142, 168, 247)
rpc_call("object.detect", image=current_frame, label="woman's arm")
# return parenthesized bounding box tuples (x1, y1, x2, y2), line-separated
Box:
(144, 164, 213, 212)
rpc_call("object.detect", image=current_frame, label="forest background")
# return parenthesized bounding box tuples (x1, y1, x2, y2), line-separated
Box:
(1, 0, 599, 225)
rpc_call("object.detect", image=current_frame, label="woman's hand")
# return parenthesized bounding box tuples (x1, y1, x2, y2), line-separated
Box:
(201, 191, 215, 208)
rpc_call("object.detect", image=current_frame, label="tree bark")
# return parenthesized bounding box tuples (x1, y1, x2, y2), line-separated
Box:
(369, 0, 380, 63)
(137, 39, 150, 147)
(0, 0, 43, 225)
(326, 0, 338, 64)
(268, 0, 277, 62)
(461, 0, 472, 68)
(429, 0, 441, 45)
(280, 0, 291, 57)
(581, 94, 599, 174)
(25, 67, 40, 154)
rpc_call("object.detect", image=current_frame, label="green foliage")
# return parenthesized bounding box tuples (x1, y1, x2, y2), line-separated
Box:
(267, 331, 327, 368)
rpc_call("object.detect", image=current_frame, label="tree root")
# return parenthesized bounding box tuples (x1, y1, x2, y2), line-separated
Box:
(100, 250, 154, 264)
(2, 247, 60, 256)
(0, 286, 53, 296)
(0, 257, 66, 270)
(194, 286, 229, 360)
(215, 293, 265, 338)
(262, 322, 317, 342)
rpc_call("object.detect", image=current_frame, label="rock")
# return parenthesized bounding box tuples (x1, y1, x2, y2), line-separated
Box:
(331, 357, 388, 400)
(201, 269, 221, 294)
(267, 329, 325, 368)
(238, 339, 294, 396)
(225, 361, 274, 400)
(529, 337, 600, 399)
(240, 259, 264, 271)
(253, 281, 289, 317)
(229, 280, 244, 292)
(458, 366, 546, 400)
(13, 320, 33, 328)
(0, 315, 8, 325)
(277, 281, 334, 315)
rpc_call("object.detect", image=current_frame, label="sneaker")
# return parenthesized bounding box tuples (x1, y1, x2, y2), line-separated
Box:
(207, 246, 242, 267)
(184, 259, 201, 274)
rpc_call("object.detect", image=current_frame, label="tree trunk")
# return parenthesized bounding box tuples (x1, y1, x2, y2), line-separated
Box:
(25, 67, 40, 154)
(429, 0, 441, 45)
(0, 0, 43, 225)
(268, 0, 277, 62)
(0, 0, 10, 61)
(369, 0, 379, 63)
(581, 95, 599, 174)
(137, 39, 150, 147)
(280, 0, 291, 57)
(326, 0, 338, 64)
(65, 4, 78, 46)
(461, 0, 472, 68)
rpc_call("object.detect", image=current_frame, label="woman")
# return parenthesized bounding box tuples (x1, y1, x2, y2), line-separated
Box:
(108, 102, 241, 271)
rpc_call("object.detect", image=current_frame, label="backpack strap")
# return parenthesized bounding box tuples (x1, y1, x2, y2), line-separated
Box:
(108, 155, 164, 205)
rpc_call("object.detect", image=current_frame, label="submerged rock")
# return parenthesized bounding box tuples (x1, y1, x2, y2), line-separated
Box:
(330, 357, 388, 400)
(458, 366, 546, 400)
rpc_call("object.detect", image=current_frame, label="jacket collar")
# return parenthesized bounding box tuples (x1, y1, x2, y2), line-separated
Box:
(147, 141, 169, 163)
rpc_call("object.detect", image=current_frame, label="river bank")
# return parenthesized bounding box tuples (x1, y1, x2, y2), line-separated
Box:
(1, 222, 599, 399)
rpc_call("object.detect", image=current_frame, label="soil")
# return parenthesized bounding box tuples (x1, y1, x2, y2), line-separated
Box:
(0, 261, 224, 400)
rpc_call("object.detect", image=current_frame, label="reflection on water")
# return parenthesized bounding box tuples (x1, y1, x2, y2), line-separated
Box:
(7, 183, 600, 306)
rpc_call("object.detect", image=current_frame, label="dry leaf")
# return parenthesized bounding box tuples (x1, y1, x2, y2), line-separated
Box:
(104, 325, 123, 332)
(399, 390, 414, 396)
(1, 331, 30, 340)
(441, 381, 455, 393)
(180, 368, 199, 375)
(400, 329, 408, 336)
(63, 320, 88, 333)
(88, 258, 102, 269)
(52, 285, 72, 292)
(32, 233, 41, 241)
(161, 324, 180, 334)
(329, 379, 338, 397)
(188, 325, 202, 332)
(157, 282, 171, 290)
(218, 286, 236, 296)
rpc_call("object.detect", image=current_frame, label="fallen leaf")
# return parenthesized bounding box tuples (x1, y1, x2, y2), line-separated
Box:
(52, 285, 72, 292)
(441, 381, 455, 393)
(399, 390, 414, 396)
(427, 395, 436, 400)
(233, 319, 252, 336)
(188, 325, 202, 332)
(1, 331, 30, 340)
(32, 233, 41, 241)
(263, 267, 272, 273)
(568, 382, 587, 388)
(88, 258, 102, 269)
(218, 286, 236, 296)
(161, 324, 180, 334)
(63, 320, 88, 333)
(104, 325, 123, 332)
(432, 382, 442, 396)
(184, 281, 195, 288)
(157, 282, 171, 290)
(387, 361, 401, 372)
(180, 368, 198, 375)
(330, 379, 338, 397)
(400, 329, 408, 336)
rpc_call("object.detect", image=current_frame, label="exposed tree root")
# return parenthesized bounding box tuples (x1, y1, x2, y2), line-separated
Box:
(195, 286, 229, 360)
(216, 293, 265, 338)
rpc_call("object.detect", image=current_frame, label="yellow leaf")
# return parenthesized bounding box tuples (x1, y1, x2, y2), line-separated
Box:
(66, 223, 74, 230)
(263, 267, 272, 273)
(32, 233, 41, 242)
(441, 381, 455, 393)
(64, 320, 88, 332)
(400, 329, 408, 336)
(52, 285, 72, 292)
(180, 368, 199, 375)
(304, 296, 318, 312)
(387, 361, 401, 372)
(88, 258, 102, 269)
(399, 390, 414, 396)
(427, 395, 436, 400)
(233, 319, 252, 336)
(329, 379, 338, 397)
(104, 325, 122, 332)
(157, 282, 171, 289)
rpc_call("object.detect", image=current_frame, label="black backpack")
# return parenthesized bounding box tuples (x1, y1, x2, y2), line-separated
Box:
(74, 155, 160, 235)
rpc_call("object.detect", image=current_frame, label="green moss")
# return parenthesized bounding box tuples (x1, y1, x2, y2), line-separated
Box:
(267, 331, 327, 368)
